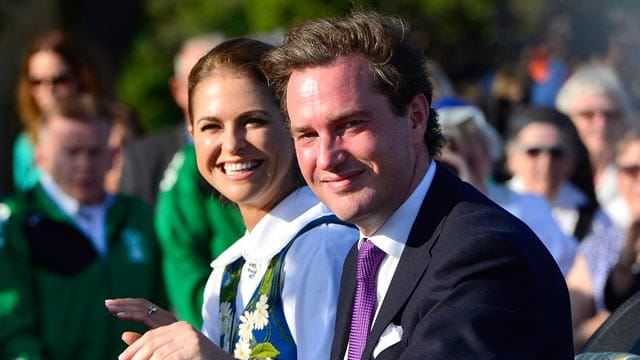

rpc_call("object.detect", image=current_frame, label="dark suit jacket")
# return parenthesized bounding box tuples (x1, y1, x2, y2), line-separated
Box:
(331, 163, 574, 359)
(119, 124, 187, 207)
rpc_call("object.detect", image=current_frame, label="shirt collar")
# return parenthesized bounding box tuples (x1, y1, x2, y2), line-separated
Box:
(363, 160, 436, 259)
(39, 171, 112, 218)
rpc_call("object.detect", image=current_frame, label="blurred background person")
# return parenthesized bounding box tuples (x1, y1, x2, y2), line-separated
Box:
(505, 106, 612, 241)
(485, 62, 531, 139)
(13, 29, 111, 193)
(103, 102, 145, 194)
(555, 62, 636, 220)
(435, 97, 576, 276)
(0, 95, 166, 359)
(504, 106, 620, 349)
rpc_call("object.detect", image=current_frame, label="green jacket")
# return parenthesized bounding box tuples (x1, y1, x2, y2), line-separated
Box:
(155, 145, 244, 329)
(0, 185, 167, 360)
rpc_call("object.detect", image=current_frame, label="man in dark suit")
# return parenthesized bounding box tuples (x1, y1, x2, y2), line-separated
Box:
(118, 33, 225, 207)
(262, 11, 574, 359)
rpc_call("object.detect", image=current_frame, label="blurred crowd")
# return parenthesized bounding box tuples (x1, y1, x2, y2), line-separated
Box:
(2, 6, 640, 358)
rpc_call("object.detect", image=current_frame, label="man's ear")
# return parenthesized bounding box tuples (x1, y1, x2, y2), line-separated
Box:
(407, 93, 429, 139)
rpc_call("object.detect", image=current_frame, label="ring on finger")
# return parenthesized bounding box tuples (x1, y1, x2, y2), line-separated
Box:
(147, 305, 157, 315)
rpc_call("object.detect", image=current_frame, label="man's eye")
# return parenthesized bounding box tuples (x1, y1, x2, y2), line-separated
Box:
(245, 118, 267, 127)
(345, 120, 363, 128)
(295, 132, 317, 141)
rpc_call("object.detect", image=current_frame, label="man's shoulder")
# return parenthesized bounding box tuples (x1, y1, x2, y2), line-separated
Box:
(0, 187, 49, 220)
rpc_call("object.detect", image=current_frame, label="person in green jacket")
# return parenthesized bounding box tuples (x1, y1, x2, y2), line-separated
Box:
(155, 144, 244, 329)
(0, 95, 167, 360)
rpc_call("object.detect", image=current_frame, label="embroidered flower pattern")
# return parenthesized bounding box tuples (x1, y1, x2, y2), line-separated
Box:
(231, 294, 280, 359)
(253, 294, 269, 330)
(233, 337, 252, 360)
(238, 313, 255, 341)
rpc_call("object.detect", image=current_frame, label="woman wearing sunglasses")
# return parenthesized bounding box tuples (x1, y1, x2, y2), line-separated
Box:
(14, 29, 111, 191)
(505, 106, 613, 241)
(505, 106, 619, 350)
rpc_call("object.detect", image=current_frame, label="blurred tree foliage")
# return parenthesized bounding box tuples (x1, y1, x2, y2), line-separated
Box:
(117, 0, 632, 131)
(118, 0, 359, 131)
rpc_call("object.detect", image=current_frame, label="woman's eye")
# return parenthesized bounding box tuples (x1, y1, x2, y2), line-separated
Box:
(200, 123, 221, 132)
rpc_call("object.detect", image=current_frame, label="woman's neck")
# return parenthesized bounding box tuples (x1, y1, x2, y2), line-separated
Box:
(239, 177, 300, 232)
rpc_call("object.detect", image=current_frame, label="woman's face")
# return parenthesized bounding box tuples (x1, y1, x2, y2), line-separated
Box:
(190, 72, 296, 213)
(28, 50, 80, 110)
(507, 122, 575, 200)
(616, 139, 640, 218)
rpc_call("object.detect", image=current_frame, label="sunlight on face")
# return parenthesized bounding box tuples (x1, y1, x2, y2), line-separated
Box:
(286, 55, 429, 234)
(190, 72, 295, 214)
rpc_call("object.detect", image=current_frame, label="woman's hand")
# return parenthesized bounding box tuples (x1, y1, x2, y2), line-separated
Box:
(105, 298, 178, 329)
(118, 321, 233, 360)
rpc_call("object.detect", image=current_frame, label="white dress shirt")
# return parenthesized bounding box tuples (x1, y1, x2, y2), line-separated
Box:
(364, 160, 436, 325)
(343, 161, 435, 360)
(202, 186, 358, 359)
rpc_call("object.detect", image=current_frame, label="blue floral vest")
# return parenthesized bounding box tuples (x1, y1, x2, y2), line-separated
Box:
(218, 215, 348, 359)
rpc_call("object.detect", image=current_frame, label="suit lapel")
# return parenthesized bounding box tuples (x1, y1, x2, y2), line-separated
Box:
(331, 242, 359, 360)
(362, 164, 465, 358)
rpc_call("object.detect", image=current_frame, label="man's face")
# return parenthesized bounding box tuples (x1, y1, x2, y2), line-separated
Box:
(36, 115, 112, 204)
(286, 55, 429, 235)
(568, 93, 626, 160)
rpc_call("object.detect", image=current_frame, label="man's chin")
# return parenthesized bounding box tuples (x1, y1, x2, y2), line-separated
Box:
(73, 190, 105, 205)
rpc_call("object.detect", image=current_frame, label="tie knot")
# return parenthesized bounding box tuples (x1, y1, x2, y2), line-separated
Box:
(357, 239, 385, 282)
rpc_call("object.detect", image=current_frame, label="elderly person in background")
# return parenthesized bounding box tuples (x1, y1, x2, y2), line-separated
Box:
(435, 97, 576, 276)
(555, 62, 636, 223)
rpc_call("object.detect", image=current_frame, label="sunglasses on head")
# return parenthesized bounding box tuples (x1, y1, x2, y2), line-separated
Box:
(28, 73, 72, 87)
(520, 145, 568, 159)
(618, 164, 640, 178)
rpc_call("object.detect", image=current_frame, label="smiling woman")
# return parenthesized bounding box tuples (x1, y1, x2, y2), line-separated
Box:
(189, 73, 298, 230)
(107, 38, 358, 360)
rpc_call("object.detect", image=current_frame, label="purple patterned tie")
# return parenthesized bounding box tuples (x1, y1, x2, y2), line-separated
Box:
(348, 239, 386, 360)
